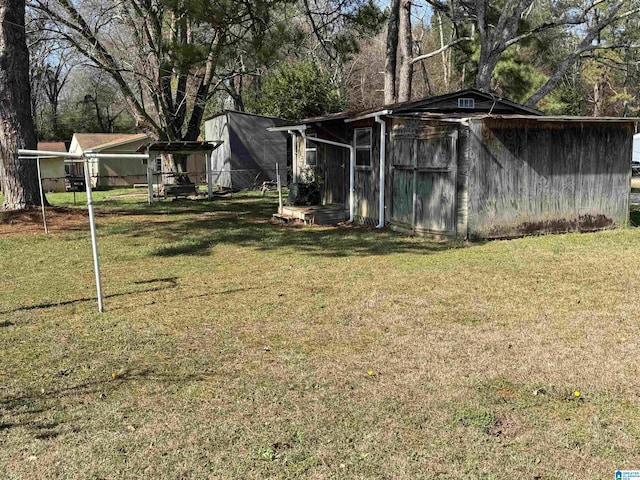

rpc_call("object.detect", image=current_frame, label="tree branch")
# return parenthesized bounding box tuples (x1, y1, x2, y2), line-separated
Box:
(410, 36, 471, 64)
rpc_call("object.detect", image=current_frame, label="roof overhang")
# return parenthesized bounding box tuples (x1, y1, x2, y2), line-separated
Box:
(345, 110, 392, 123)
(85, 133, 149, 152)
(395, 112, 640, 123)
(482, 115, 640, 122)
(138, 140, 223, 154)
(267, 125, 307, 133)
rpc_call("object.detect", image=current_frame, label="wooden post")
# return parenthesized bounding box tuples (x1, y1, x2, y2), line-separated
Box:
(146, 148, 153, 205)
(207, 152, 213, 200)
(276, 163, 283, 214)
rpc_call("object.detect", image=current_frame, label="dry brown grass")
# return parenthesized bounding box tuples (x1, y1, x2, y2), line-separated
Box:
(1, 191, 639, 479)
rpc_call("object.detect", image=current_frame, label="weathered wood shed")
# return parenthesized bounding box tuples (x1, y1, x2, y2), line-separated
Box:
(271, 89, 635, 238)
(204, 110, 291, 190)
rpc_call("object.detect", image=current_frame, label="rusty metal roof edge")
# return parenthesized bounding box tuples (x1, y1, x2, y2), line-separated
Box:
(480, 114, 640, 122)
(392, 112, 639, 123)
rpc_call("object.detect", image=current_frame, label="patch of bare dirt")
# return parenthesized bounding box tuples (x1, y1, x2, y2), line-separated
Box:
(487, 414, 521, 440)
(0, 207, 89, 238)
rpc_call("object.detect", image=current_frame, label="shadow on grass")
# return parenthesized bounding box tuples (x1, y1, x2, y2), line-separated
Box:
(0, 367, 217, 436)
(99, 194, 469, 258)
(153, 238, 216, 257)
(50, 193, 476, 257)
(148, 219, 462, 258)
(0, 277, 178, 315)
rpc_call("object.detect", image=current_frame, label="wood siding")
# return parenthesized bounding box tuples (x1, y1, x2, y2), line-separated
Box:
(387, 118, 459, 234)
(353, 120, 380, 223)
(289, 113, 633, 239)
(467, 118, 633, 238)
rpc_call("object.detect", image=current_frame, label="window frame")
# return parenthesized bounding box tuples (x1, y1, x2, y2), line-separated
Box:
(354, 127, 372, 168)
(457, 97, 475, 109)
(305, 132, 318, 166)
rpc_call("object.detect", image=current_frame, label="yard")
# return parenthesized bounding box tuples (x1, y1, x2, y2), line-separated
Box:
(1, 189, 640, 479)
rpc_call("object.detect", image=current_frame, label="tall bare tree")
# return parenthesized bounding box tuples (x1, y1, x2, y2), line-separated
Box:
(30, 0, 292, 173)
(425, 0, 640, 107)
(396, 0, 413, 102)
(0, 0, 43, 210)
(383, 0, 400, 104)
(385, 0, 470, 104)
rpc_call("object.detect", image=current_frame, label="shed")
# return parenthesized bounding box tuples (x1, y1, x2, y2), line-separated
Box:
(204, 110, 291, 190)
(270, 89, 635, 238)
(69, 133, 206, 188)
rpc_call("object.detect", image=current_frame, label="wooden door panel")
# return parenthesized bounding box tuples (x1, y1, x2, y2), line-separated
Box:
(414, 171, 456, 232)
(322, 144, 346, 205)
(391, 168, 414, 226)
(389, 127, 457, 234)
(416, 134, 454, 168)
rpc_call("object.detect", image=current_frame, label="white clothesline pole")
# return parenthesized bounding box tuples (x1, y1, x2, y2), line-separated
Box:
(83, 156, 104, 313)
(35, 157, 48, 234)
(18, 149, 104, 313)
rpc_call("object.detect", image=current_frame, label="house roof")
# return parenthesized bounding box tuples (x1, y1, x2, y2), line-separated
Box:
(73, 133, 148, 152)
(288, 89, 543, 126)
(392, 112, 639, 123)
(37, 142, 66, 153)
(390, 89, 543, 116)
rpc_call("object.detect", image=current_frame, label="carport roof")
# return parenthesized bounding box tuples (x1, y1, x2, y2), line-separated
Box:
(137, 141, 223, 154)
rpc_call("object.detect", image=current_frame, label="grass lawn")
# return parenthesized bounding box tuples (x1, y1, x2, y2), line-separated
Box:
(1, 189, 640, 479)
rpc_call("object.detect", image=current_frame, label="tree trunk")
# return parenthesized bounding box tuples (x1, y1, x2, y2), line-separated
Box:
(474, 48, 499, 92)
(437, 12, 449, 90)
(397, 0, 413, 102)
(384, 0, 400, 105)
(592, 72, 606, 117)
(0, 0, 43, 210)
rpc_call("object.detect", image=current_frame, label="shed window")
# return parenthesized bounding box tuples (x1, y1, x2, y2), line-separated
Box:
(305, 133, 317, 166)
(354, 127, 372, 167)
(458, 97, 475, 109)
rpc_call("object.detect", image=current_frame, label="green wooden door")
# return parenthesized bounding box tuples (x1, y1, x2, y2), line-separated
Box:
(391, 166, 414, 227)
(389, 126, 457, 234)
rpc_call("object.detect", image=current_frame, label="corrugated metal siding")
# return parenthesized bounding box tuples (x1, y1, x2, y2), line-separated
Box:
(205, 112, 289, 190)
(228, 112, 288, 189)
(205, 115, 232, 188)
